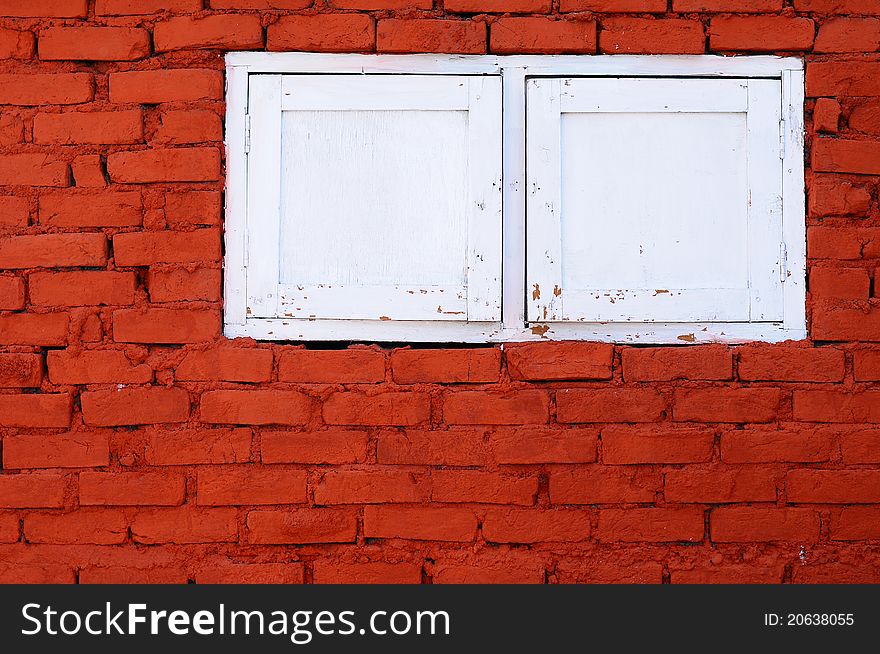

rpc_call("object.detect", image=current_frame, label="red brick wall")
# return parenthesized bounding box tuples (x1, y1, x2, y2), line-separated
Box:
(0, 0, 878, 585)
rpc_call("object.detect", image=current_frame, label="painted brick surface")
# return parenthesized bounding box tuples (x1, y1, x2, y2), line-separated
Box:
(0, 2, 876, 586)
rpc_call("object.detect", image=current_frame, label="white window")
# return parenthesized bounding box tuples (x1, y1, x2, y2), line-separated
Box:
(225, 54, 805, 344)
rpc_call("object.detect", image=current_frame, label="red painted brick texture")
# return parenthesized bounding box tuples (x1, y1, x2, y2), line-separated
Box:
(0, 1, 876, 587)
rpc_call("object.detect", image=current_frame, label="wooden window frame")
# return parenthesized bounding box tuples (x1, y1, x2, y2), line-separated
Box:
(225, 53, 805, 344)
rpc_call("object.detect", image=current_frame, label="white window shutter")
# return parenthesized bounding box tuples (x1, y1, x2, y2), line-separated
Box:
(526, 77, 784, 325)
(244, 74, 502, 324)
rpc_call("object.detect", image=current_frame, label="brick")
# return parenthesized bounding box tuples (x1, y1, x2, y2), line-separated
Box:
(376, 429, 488, 465)
(555, 560, 663, 584)
(450, 0, 550, 10)
(195, 563, 304, 585)
(107, 148, 220, 183)
(673, 388, 781, 423)
(34, 110, 142, 145)
(316, 470, 427, 505)
(363, 506, 476, 541)
(831, 507, 880, 540)
(671, 566, 784, 583)
(443, 390, 549, 425)
(0, 154, 69, 187)
(0, 514, 17, 543)
(379, 19, 485, 54)
(279, 349, 385, 384)
(0, 394, 71, 428)
(391, 348, 499, 383)
(39, 27, 150, 61)
(0, 28, 34, 59)
(557, 388, 666, 423)
(506, 342, 612, 380)
(323, 391, 430, 426)
(200, 389, 313, 425)
(110, 70, 224, 104)
(815, 18, 880, 52)
(155, 15, 263, 52)
(176, 348, 273, 382)
(313, 562, 421, 584)
(147, 268, 221, 302)
(622, 346, 732, 381)
(268, 15, 375, 52)
(722, 427, 835, 463)
(673, 0, 780, 9)
(665, 468, 777, 503)
(600, 18, 705, 54)
(212, 0, 315, 6)
(0, 115, 22, 144)
(3, 431, 110, 469)
(795, 564, 880, 583)
(809, 227, 880, 259)
(483, 509, 590, 543)
(602, 426, 714, 464)
(854, 350, 880, 380)
(198, 467, 307, 505)
(0, 233, 105, 269)
(549, 467, 660, 504)
(30, 271, 135, 307)
(814, 139, 880, 175)
(850, 101, 880, 136)
(738, 347, 845, 382)
(97, 0, 203, 13)
(432, 470, 538, 505)
(710, 507, 820, 542)
(807, 62, 880, 97)
(709, 17, 815, 51)
(0, 196, 29, 227)
(0, 0, 87, 17)
(81, 387, 189, 426)
(47, 350, 151, 385)
(598, 508, 704, 542)
(813, 98, 841, 134)
(71, 156, 107, 188)
(113, 309, 220, 344)
(0, 565, 74, 584)
(39, 191, 142, 227)
(0, 276, 24, 310)
(795, 0, 880, 12)
(154, 110, 222, 145)
(0, 474, 66, 508)
(841, 429, 880, 463)
(262, 430, 368, 464)
(490, 18, 596, 54)
(80, 471, 185, 506)
(0, 354, 41, 387)
(794, 390, 880, 422)
(81, 567, 187, 584)
(164, 191, 221, 226)
(562, 0, 666, 11)
(0, 73, 92, 105)
(433, 558, 544, 584)
(809, 268, 870, 300)
(133, 507, 238, 544)
(812, 305, 880, 341)
(787, 469, 880, 503)
(0, 314, 68, 346)
(114, 229, 220, 266)
(144, 428, 253, 465)
(24, 509, 127, 545)
(490, 428, 598, 464)
(247, 509, 357, 544)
